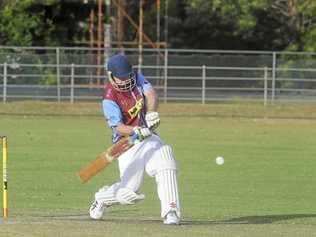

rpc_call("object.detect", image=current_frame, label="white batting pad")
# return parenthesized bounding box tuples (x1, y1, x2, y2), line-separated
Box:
(95, 183, 120, 206)
(159, 145, 177, 171)
(116, 187, 146, 205)
(155, 169, 181, 218)
(146, 145, 177, 176)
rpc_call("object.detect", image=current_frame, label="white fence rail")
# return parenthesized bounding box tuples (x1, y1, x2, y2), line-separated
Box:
(1, 46, 316, 104)
(1, 62, 316, 104)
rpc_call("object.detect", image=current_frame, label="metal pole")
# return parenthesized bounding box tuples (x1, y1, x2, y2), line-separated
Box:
(138, 0, 144, 73)
(157, 0, 160, 44)
(271, 52, 276, 103)
(89, 5, 95, 86)
(3, 63, 7, 103)
(70, 64, 75, 104)
(264, 67, 268, 107)
(164, 0, 168, 47)
(202, 65, 206, 105)
(156, 0, 161, 86)
(56, 48, 61, 103)
(104, 0, 111, 69)
(104, 24, 111, 69)
(163, 48, 168, 103)
(97, 0, 103, 85)
(89, 6, 95, 49)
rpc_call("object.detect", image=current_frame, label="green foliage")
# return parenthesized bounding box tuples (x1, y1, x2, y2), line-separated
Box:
(39, 71, 57, 85)
(303, 28, 316, 52)
(0, 1, 37, 46)
(0, 0, 316, 51)
(0, 0, 90, 46)
(0, 0, 57, 46)
(172, 0, 316, 51)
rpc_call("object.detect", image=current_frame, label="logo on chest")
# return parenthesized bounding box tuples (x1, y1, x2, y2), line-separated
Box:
(128, 98, 144, 119)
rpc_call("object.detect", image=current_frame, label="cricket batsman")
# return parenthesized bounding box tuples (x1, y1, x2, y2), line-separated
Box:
(89, 54, 181, 225)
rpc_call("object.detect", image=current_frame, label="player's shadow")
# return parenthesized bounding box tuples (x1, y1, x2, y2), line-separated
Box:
(182, 214, 316, 225)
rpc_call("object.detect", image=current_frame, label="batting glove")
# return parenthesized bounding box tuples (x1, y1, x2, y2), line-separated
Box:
(133, 126, 152, 142)
(145, 111, 160, 130)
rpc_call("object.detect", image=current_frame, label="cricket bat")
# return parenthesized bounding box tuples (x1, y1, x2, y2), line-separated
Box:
(77, 135, 136, 183)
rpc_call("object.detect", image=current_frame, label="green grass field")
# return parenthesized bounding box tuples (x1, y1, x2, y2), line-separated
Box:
(1, 102, 316, 236)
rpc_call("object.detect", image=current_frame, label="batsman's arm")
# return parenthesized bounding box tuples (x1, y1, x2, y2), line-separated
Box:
(144, 88, 160, 130)
(116, 124, 151, 142)
(144, 88, 158, 112)
(115, 124, 134, 136)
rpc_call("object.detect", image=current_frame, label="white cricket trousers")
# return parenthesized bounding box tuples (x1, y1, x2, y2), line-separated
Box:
(100, 134, 181, 218)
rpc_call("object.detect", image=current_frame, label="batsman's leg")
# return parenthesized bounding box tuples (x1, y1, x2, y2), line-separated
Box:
(146, 143, 181, 224)
(90, 142, 147, 220)
(156, 169, 180, 225)
(89, 183, 120, 220)
(115, 142, 147, 204)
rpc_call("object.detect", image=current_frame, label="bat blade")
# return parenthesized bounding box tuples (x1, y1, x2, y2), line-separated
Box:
(77, 152, 110, 183)
(77, 136, 135, 183)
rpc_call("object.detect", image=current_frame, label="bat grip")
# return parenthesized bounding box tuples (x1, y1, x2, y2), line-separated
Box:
(131, 125, 154, 143)
(130, 132, 139, 142)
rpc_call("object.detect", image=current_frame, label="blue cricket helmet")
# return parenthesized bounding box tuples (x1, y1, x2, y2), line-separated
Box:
(106, 54, 136, 92)
(107, 54, 132, 78)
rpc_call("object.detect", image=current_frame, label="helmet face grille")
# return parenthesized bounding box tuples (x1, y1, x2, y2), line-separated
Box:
(109, 72, 136, 92)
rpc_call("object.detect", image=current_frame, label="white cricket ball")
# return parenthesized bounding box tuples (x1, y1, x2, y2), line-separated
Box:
(215, 156, 224, 165)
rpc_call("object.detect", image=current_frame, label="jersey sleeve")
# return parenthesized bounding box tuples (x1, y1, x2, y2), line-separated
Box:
(102, 99, 123, 127)
(137, 72, 152, 92)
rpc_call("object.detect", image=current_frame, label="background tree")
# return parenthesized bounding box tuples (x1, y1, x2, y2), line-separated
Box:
(0, 0, 52, 46)
(183, 0, 316, 51)
(0, 0, 316, 51)
(0, 0, 92, 46)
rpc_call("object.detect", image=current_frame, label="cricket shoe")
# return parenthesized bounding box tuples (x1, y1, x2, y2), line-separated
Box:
(163, 211, 180, 225)
(89, 200, 105, 220)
